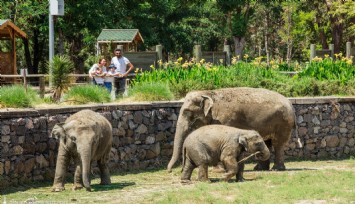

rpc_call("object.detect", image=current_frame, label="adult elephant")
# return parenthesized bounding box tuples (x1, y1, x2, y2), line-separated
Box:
(51, 109, 113, 192)
(167, 87, 301, 172)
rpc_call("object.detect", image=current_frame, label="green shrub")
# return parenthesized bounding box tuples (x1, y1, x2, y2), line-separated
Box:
(298, 57, 355, 83)
(63, 85, 111, 104)
(49, 55, 74, 101)
(0, 85, 39, 108)
(127, 81, 174, 101)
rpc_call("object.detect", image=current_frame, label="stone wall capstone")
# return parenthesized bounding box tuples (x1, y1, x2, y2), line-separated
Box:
(0, 97, 354, 189)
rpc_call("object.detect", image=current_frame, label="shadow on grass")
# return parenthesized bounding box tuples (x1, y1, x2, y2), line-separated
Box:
(91, 181, 135, 192)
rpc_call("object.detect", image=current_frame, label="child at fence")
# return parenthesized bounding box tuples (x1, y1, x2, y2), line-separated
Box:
(89, 58, 107, 86)
(105, 64, 121, 94)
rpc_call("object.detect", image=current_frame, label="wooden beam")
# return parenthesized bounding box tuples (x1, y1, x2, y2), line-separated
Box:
(12, 29, 16, 75)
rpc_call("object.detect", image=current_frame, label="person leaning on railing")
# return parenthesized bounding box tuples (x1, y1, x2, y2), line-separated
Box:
(89, 58, 107, 86)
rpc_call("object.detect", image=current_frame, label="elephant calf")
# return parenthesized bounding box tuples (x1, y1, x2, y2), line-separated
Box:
(181, 125, 270, 182)
(51, 109, 113, 192)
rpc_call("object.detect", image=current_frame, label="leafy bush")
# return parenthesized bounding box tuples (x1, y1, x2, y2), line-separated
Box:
(63, 85, 111, 104)
(0, 85, 40, 108)
(132, 58, 355, 98)
(298, 56, 355, 83)
(49, 55, 74, 101)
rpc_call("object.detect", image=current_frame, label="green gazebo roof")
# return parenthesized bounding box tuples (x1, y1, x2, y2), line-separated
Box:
(97, 29, 144, 43)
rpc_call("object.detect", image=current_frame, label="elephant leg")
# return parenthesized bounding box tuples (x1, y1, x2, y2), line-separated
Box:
(181, 158, 196, 181)
(254, 140, 271, 171)
(72, 156, 83, 190)
(222, 156, 237, 182)
(271, 131, 291, 171)
(98, 158, 111, 185)
(236, 154, 245, 182)
(197, 164, 209, 181)
(52, 146, 70, 192)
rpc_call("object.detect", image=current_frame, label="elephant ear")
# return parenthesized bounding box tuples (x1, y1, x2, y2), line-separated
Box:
(238, 136, 248, 152)
(200, 95, 213, 117)
(51, 123, 65, 140)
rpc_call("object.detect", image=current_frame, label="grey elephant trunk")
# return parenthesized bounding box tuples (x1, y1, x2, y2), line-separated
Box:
(80, 149, 92, 191)
(258, 147, 271, 161)
(167, 119, 189, 172)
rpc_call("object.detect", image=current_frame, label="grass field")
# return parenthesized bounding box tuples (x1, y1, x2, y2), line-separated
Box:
(1, 159, 355, 204)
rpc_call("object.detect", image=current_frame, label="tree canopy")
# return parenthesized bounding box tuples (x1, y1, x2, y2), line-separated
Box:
(0, 0, 353, 73)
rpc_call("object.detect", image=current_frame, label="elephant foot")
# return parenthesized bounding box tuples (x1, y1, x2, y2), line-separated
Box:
(271, 163, 286, 171)
(254, 161, 270, 171)
(85, 187, 92, 192)
(100, 180, 111, 185)
(212, 164, 226, 173)
(180, 179, 192, 185)
(52, 186, 65, 192)
(72, 183, 83, 191)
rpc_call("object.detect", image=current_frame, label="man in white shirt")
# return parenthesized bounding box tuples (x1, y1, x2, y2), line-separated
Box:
(111, 48, 134, 97)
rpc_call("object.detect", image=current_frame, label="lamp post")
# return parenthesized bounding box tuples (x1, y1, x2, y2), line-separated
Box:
(49, 0, 64, 87)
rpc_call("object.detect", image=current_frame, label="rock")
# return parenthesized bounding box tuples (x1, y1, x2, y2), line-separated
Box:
(146, 143, 160, 159)
(306, 143, 316, 151)
(145, 136, 155, 144)
(313, 127, 320, 134)
(136, 124, 148, 135)
(1, 136, 11, 143)
(297, 116, 304, 124)
(1, 125, 10, 135)
(320, 139, 327, 148)
(18, 136, 25, 144)
(133, 111, 143, 124)
(0, 162, 4, 175)
(348, 138, 355, 147)
(325, 136, 340, 148)
(156, 132, 166, 142)
(24, 158, 35, 174)
(339, 128, 348, 134)
(5, 160, 11, 175)
(168, 113, 178, 121)
(11, 145, 23, 155)
(298, 127, 308, 136)
(312, 116, 320, 125)
(36, 154, 49, 168)
(25, 119, 34, 129)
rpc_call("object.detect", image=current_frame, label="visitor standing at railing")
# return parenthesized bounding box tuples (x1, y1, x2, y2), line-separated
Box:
(111, 48, 134, 97)
(89, 58, 107, 86)
(105, 64, 122, 95)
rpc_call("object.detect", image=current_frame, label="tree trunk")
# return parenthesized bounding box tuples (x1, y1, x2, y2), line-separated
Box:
(69, 34, 85, 73)
(22, 38, 34, 74)
(234, 36, 246, 60)
(286, 6, 293, 65)
(264, 10, 270, 66)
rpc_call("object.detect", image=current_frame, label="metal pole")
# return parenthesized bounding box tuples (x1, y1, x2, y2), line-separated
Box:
(49, 1, 54, 88)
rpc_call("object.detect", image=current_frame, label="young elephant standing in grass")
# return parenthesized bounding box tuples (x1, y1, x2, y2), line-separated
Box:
(181, 125, 270, 182)
(51, 109, 113, 192)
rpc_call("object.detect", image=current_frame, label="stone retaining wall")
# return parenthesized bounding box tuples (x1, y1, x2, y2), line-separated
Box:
(0, 97, 354, 189)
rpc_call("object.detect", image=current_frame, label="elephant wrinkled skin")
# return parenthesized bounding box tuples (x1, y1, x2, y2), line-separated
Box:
(181, 125, 270, 182)
(168, 87, 301, 172)
(51, 109, 113, 192)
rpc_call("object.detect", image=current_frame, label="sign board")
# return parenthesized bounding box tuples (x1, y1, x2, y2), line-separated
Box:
(50, 0, 64, 16)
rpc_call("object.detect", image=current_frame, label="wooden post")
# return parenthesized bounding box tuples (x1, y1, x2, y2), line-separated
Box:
(21, 69, 27, 93)
(310, 44, 316, 61)
(223, 44, 231, 66)
(346, 42, 351, 59)
(194, 45, 202, 63)
(156, 45, 163, 63)
(39, 75, 45, 98)
(329, 44, 334, 59)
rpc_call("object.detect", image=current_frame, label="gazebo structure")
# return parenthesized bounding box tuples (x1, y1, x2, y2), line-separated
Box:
(0, 19, 27, 77)
(96, 29, 144, 58)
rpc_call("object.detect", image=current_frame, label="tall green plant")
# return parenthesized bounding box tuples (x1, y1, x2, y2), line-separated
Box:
(49, 55, 74, 102)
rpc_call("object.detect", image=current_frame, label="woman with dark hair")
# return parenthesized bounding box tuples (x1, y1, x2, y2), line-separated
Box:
(89, 58, 107, 86)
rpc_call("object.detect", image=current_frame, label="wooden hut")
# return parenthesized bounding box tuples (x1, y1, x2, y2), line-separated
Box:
(96, 29, 144, 58)
(0, 19, 27, 77)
